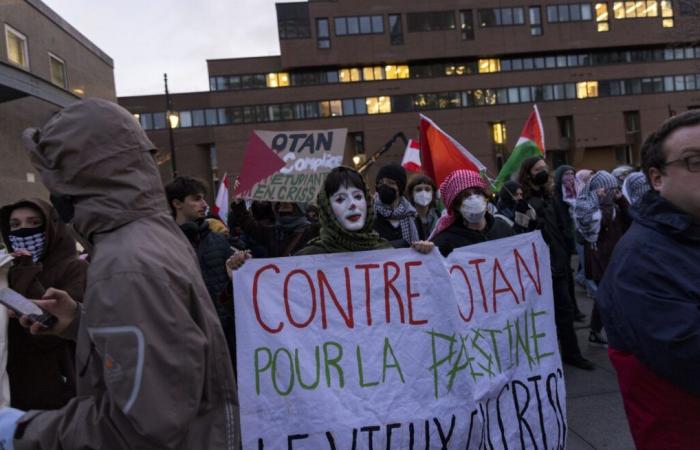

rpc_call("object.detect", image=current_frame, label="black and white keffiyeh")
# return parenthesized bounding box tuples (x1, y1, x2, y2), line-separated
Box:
(374, 196, 420, 244)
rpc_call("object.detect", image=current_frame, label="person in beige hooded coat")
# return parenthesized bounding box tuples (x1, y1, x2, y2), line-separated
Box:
(8, 98, 239, 449)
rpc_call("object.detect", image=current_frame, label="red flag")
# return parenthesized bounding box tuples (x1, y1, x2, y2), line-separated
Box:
(419, 114, 486, 187)
(401, 139, 421, 173)
(234, 131, 286, 197)
(213, 173, 229, 222)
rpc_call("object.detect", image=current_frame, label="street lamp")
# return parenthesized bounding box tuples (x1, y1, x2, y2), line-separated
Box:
(164, 73, 178, 178)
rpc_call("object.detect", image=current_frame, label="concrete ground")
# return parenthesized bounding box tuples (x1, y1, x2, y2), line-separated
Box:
(564, 284, 635, 450)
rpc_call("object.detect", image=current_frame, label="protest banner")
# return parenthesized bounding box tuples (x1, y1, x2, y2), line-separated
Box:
(235, 128, 347, 203)
(234, 232, 566, 449)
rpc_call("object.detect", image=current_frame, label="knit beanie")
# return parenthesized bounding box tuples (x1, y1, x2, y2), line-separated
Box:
(588, 170, 618, 192)
(376, 164, 407, 195)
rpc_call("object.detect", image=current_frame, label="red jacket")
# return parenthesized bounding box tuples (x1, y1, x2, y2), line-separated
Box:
(609, 348, 700, 449)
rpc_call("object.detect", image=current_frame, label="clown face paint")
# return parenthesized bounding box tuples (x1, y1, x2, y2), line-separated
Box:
(330, 185, 367, 231)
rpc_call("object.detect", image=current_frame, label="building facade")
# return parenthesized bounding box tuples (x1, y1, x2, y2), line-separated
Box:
(118, 0, 700, 195)
(0, 0, 115, 205)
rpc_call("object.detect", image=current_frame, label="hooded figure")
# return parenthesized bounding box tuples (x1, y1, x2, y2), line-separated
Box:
(297, 166, 392, 255)
(0, 199, 87, 411)
(14, 99, 238, 449)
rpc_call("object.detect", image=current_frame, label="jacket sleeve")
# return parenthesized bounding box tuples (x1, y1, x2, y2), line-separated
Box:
(604, 249, 700, 396)
(229, 200, 268, 244)
(15, 272, 210, 449)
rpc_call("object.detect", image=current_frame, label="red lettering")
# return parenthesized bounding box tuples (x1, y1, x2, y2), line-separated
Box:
(317, 268, 354, 329)
(252, 264, 283, 334)
(283, 269, 316, 329)
(492, 257, 520, 313)
(383, 261, 405, 323)
(355, 263, 380, 326)
(468, 258, 489, 313)
(404, 261, 427, 325)
(450, 264, 475, 322)
(514, 242, 542, 301)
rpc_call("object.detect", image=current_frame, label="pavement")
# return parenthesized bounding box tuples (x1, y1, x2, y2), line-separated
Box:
(564, 284, 635, 450)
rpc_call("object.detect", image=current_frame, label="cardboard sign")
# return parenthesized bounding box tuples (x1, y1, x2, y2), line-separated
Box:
(234, 232, 566, 449)
(236, 129, 347, 203)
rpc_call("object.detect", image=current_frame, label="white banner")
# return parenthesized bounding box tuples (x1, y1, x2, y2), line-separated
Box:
(234, 232, 566, 449)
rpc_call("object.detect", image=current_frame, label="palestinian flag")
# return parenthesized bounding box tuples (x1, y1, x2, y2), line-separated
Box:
(493, 105, 545, 191)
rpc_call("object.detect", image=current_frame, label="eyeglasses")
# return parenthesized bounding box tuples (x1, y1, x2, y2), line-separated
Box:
(663, 154, 700, 173)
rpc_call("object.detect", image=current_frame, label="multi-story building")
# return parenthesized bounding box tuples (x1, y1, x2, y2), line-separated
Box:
(0, 0, 115, 205)
(119, 0, 700, 195)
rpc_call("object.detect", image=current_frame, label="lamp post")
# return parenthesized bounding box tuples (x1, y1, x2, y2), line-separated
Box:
(164, 73, 178, 178)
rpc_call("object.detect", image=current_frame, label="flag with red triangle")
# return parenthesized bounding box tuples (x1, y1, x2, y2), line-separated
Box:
(213, 173, 229, 222)
(401, 139, 421, 173)
(419, 114, 487, 187)
(234, 131, 287, 197)
(493, 105, 546, 191)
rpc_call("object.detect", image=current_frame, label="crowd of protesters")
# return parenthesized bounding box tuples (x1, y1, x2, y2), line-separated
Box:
(0, 98, 697, 449)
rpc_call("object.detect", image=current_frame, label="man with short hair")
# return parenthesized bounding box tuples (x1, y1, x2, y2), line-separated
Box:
(597, 110, 700, 449)
(165, 176, 243, 365)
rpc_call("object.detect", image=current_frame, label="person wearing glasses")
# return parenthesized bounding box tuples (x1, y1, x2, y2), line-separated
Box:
(596, 110, 700, 450)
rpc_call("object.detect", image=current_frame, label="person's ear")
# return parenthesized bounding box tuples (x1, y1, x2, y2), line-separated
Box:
(648, 167, 664, 191)
(172, 198, 184, 211)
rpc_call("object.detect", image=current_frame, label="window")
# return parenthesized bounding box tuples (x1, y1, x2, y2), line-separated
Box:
(595, 3, 610, 30)
(385, 64, 410, 79)
(48, 53, 67, 88)
(490, 122, 507, 144)
(478, 7, 526, 27)
(529, 6, 543, 35)
(266, 72, 290, 88)
(317, 18, 330, 48)
(366, 96, 392, 114)
(547, 3, 593, 22)
(478, 58, 501, 73)
(277, 3, 311, 39)
(624, 111, 641, 133)
(5, 25, 29, 69)
(558, 116, 574, 138)
(335, 15, 384, 35)
(407, 11, 456, 31)
(460, 10, 475, 39)
(152, 112, 166, 130)
(661, 0, 675, 26)
(349, 132, 365, 154)
(576, 81, 599, 98)
(612, 1, 674, 25)
(389, 14, 403, 44)
(339, 68, 361, 82)
(362, 66, 384, 81)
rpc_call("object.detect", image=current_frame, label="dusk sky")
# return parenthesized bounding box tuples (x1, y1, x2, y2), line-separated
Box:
(42, 0, 301, 97)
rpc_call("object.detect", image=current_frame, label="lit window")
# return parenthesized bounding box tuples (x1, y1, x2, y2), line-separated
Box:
(365, 96, 392, 114)
(595, 3, 610, 31)
(491, 122, 507, 144)
(339, 68, 361, 82)
(278, 72, 289, 87)
(49, 53, 67, 88)
(266, 73, 279, 87)
(478, 58, 501, 73)
(5, 25, 29, 69)
(363, 67, 375, 81)
(385, 64, 409, 79)
(330, 100, 342, 117)
(576, 81, 599, 98)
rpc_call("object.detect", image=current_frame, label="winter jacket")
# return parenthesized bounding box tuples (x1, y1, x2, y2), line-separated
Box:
(583, 196, 631, 283)
(0, 199, 87, 410)
(230, 201, 318, 257)
(431, 213, 515, 257)
(373, 215, 410, 248)
(526, 189, 573, 277)
(17, 98, 239, 449)
(597, 191, 700, 449)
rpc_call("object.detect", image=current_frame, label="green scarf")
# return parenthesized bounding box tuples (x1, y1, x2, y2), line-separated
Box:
(303, 181, 391, 254)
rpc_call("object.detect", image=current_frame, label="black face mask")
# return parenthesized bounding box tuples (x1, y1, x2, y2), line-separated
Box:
(49, 194, 75, 224)
(377, 184, 398, 205)
(533, 171, 549, 186)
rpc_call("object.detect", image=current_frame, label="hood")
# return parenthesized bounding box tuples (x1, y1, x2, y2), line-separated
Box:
(1, 198, 79, 263)
(553, 165, 575, 201)
(23, 98, 165, 240)
(631, 191, 700, 243)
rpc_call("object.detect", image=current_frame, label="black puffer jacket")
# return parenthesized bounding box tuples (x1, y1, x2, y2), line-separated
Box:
(432, 213, 515, 257)
(527, 189, 573, 277)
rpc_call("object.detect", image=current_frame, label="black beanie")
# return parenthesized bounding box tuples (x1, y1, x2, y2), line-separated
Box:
(376, 164, 407, 195)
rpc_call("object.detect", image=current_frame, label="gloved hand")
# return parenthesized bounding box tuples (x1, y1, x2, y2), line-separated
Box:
(0, 407, 25, 450)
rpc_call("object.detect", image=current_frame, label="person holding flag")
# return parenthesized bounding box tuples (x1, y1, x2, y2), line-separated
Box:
(494, 105, 546, 191)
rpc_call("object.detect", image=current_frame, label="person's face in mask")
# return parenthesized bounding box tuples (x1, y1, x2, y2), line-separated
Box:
(376, 178, 400, 206)
(8, 206, 46, 262)
(412, 184, 433, 207)
(457, 189, 488, 224)
(530, 159, 550, 186)
(330, 185, 367, 231)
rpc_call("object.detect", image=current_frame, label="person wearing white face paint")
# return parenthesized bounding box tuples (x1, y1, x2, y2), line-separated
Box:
(297, 167, 435, 255)
(430, 170, 514, 257)
(407, 176, 440, 240)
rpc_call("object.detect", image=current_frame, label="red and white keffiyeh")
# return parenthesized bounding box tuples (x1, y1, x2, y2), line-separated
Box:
(429, 169, 488, 240)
